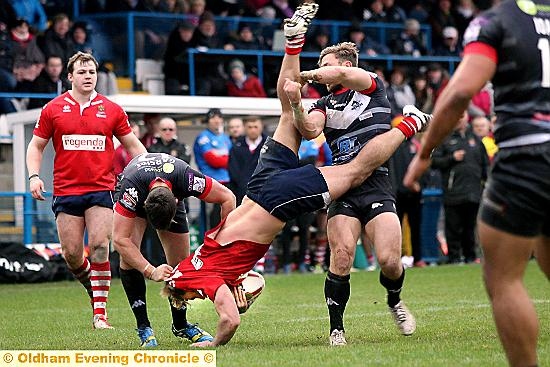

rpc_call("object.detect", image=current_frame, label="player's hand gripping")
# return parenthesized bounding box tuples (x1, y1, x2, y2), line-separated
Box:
(233, 286, 248, 314)
(147, 264, 174, 282)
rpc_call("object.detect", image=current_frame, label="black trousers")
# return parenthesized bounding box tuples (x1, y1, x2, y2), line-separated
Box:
(444, 202, 479, 263)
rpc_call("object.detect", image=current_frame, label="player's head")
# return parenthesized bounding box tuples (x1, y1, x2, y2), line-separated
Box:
(161, 283, 200, 309)
(318, 42, 358, 92)
(67, 51, 99, 74)
(144, 185, 177, 230)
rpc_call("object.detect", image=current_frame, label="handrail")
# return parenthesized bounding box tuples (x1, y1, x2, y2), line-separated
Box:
(0, 192, 52, 244)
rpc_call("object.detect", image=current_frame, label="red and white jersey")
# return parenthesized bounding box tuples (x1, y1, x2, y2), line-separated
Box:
(167, 224, 270, 301)
(33, 91, 132, 196)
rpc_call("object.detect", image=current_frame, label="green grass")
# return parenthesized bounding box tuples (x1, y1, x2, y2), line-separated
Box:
(0, 263, 548, 367)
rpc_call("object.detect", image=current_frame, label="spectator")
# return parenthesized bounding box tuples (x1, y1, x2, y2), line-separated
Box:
(411, 71, 434, 113)
(224, 23, 264, 51)
(37, 13, 76, 70)
(226, 59, 267, 98)
(382, 0, 407, 23)
(426, 62, 450, 104)
(192, 12, 226, 96)
(163, 20, 196, 95)
(0, 0, 17, 113)
(8, 0, 47, 32)
(114, 120, 141, 178)
(347, 24, 390, 56)
(362, 0, 387, 23)
(469, 82, 494, 118)
(187, 0, 207, 25)
(390, 18, 427, 57)
(193, 108, 232, 228)
(433, 26, 462, 57)
(227, 117, 244, 144)
(431, 112, 489, 264)
(9, 18, 44, 68)
(428, 0, 459, 49)
(140, 113, 161, 149)
(387, 67, 416, 117)
(228, 116, 266, 205)
(389, 135, 426, 268)
(148, 117, 192, 163)
(471, 115, 498, 162)
(71, 22, 94, 56)
(27, 54, 70, 110)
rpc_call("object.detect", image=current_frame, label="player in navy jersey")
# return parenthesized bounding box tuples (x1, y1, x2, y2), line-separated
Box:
(157, 2, 431, 347)
(113, 152, 236, 347)
(294, 41, 416, 345)
(404, 1, 550, 366)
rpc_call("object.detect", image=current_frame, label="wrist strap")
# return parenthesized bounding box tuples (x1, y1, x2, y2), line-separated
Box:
(28, 174, 40, 181)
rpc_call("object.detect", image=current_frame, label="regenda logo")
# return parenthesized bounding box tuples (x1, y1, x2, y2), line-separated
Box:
(62, 134, 106, 151)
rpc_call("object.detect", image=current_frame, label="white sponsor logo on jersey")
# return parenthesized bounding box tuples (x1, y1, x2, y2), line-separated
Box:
(193, 177, 206, 192)
(62, 134, 106, 151)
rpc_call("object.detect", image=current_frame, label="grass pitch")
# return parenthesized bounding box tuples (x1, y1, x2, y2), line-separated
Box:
(0, 262, 548, 367)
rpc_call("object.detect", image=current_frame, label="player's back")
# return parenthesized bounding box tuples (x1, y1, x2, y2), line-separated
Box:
(465, 0, 550, 145)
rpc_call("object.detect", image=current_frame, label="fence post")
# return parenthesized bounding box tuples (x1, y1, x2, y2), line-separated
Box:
(23, 193, 33, 244)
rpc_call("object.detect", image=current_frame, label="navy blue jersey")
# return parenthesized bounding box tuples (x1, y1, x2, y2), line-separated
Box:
(117, 152, 211, 215)
(464, 0, 550, 146)
(309, 73, 392, 170)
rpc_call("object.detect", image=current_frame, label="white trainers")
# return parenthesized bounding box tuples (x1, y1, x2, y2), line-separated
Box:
(283, 2, 319, 39)
(329, 329, 347, 346)
(402, 105, 432, 132)
(93, 314, 114, 329)
(389, 301, 416, 336)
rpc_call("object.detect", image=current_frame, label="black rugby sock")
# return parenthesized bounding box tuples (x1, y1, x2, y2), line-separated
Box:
(120, 268, 150, 328)
(170, 302, 188, 330)
(324, 271, 350, 332)
(379, 267, 405, 308)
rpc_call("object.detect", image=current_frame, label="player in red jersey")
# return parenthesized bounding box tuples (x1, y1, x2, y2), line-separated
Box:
(155, 2, 431, 347)
(26, 52, 147, 329)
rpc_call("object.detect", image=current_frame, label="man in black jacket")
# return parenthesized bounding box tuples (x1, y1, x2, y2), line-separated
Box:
(27, 54, 70, 109)
(431, 112, 489, 264)
(148, 117, 191, 164)
(228, 116, 266, 205)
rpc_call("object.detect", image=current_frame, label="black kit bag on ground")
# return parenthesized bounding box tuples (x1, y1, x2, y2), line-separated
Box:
(0, 242, 55, 283)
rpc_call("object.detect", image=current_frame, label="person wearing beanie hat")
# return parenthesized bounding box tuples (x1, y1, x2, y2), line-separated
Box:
(226, 58, 267, 98)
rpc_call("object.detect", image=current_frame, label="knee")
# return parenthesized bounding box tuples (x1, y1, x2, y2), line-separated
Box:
(64, 251, 83, 269)
(330, 244, 355, 274)
(377, 253, 402, 277)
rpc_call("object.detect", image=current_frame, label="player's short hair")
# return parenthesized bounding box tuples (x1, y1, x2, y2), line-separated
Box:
(67, 51, 99, 74)
(144, 186, 177, 230)
(318, 42, 359, 67)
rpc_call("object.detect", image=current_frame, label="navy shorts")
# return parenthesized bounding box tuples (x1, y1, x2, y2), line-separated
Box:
(246, 137, 330, 222)
(479, 142, 550, 237)
(327, 174, 396, 226)
(52, 191, 114, 218)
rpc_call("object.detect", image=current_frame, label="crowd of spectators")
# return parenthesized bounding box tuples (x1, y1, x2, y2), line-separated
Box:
(0, 0, 496, 113)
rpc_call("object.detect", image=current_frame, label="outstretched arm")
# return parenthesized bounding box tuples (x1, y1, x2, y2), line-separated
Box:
(192, 285, 241, 347)
(300, 66, 373, 93)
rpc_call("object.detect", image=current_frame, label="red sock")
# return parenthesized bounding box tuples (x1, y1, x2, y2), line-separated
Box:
(90, 261, 111, 316)
(70, 258, 92, 299)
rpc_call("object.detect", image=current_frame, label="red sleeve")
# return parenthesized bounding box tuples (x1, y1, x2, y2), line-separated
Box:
(111, 101, 132, 138)
(463, 42, 498, 64)
(359, 76, 377, 95)
(197, 176, 213, 200)
(33, 104, 53, 139)
(114, 202, 137, 218)
(204, 151, 229, 168)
